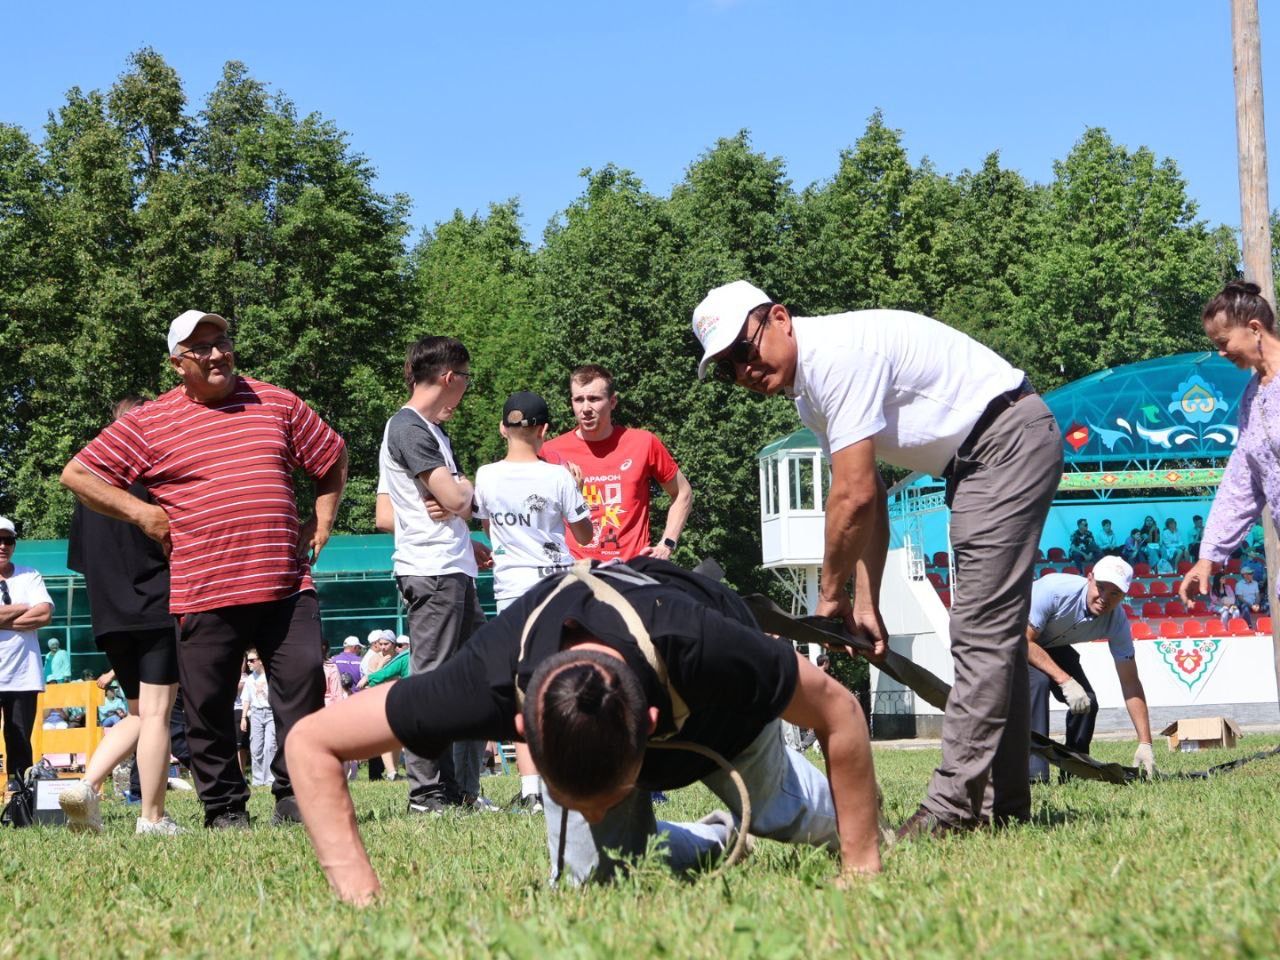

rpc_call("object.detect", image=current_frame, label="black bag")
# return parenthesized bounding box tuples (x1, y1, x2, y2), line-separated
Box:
(1, 774, 35, 828)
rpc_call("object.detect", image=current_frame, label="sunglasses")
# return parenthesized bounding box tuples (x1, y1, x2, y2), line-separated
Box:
(0, 537, 15, 546)
(711, 317, 768, 384)
(0, 582, 9, 605)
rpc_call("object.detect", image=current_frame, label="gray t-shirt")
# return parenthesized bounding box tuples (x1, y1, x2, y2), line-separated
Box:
(378, 408, 477, 578)
(1028, 573, 1135, 660)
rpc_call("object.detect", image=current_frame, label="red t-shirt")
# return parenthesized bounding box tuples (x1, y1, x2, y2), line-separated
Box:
(74, 376, 346, 614)
(541, 426, 678, 562)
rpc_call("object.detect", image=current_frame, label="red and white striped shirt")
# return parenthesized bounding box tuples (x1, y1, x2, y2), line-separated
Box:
(74, 376, 346, 613)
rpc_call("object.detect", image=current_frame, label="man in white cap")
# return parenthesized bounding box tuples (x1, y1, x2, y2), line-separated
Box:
(0, 516, 54, 787)
(691, 281, 1063, 838)
(60, 310, 348, 829)
(1025, 556, 1155, 780)
(332, 636, 365, 690)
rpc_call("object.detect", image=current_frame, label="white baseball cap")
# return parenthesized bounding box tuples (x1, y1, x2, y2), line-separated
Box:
(0, 516, 14, 536)
(167, 310, 228, 356)
(395, 635, 410, 647)
(1092, 556, 1133, 592)
(343, 635, 363, 649)
(691, 280, 773, 379)
(367, 629, 386, 645)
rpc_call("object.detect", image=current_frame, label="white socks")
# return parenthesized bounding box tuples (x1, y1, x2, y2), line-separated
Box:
(521, 774, 541, 799)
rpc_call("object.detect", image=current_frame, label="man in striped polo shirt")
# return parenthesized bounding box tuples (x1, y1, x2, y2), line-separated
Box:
(61, 310, 348, 829)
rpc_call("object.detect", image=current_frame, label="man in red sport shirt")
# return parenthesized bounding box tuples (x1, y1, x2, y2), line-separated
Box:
(542, 364, 693, 562)
(61, 310, 348, 830)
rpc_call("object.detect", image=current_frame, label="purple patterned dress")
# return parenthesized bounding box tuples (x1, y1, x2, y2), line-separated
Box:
(1200, 372, 1280, 598)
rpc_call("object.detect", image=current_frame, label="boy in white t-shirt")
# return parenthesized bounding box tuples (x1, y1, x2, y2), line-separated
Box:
(474, 391, 592, 810)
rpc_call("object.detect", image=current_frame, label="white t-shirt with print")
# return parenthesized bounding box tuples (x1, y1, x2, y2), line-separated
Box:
(378, 407, 477, 578)
(789, 311, 1025, 476)
(0, 565, 54, 692)
(474, 459, 590, 602)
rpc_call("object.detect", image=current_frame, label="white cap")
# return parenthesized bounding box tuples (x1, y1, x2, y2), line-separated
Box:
(367, 629, 385, 645)
(395, 635, 410, 647)
(343, 635, 363, 649)
(691, 280, 772, 379)
(1092, 556, 1133, 592)
(381, 629, 398, 644)
(0, 516, 14, 536)
(167, 310, 228, 356)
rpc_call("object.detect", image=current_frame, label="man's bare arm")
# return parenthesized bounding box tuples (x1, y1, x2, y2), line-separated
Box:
(11, 602, 52, 630)
(60, 460, 170, 551)
(299, 449, 348, 563)
(423, 466, 474, 519)
(1114, 657, 1153, 744)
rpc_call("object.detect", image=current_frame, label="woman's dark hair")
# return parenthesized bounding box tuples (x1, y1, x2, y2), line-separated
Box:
(404, 336, 470, 391)
(1202, 280, 1276, 332)
(523, 649, 648, 799)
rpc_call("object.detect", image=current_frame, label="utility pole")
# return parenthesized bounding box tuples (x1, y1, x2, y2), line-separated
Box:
(1231, 0, 1280, 716)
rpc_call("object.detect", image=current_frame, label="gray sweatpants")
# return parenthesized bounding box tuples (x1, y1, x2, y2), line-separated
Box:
(921, 394, 1062, 826)
(397, 572, 487, 805)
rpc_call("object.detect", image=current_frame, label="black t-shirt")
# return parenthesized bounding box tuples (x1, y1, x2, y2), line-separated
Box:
(384, 559, 799, 790)
(66, 484, 172, 639)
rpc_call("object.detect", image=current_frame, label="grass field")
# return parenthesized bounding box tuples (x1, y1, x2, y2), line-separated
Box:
(4, 737, 1279, 960)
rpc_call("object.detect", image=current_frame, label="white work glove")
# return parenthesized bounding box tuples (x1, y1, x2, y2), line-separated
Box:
(1133, 742, 1156, 779)
(1059, 678, 1092, 714)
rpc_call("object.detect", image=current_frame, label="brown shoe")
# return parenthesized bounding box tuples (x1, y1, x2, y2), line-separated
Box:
(894, 806, 968, 842)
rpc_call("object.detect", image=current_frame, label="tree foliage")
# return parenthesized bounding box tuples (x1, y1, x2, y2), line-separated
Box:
(0, 54, 1244, 589)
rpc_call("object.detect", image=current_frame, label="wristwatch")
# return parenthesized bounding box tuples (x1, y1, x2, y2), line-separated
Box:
(662, 537, 678, 551)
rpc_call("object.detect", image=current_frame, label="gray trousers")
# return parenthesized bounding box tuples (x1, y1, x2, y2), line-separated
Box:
(248, 706, 277, 786)
(397, 573, 487, 805)
(922, 394, 1062, 826)
(542, 720, 839, 885)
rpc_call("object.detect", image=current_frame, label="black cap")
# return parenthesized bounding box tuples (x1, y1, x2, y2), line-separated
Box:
(503, 391, 550, 427)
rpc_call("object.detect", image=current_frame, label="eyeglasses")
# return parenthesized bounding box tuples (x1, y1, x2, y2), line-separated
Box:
(711, 318, 768, 383)
(177, 338, 234, 360)
(450, 369, 472, 384)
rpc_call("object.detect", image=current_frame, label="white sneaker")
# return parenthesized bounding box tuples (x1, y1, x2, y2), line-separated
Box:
(167, 777, 194, 792)
(59, 781, 103, 834)
(136, 815, 183, 836)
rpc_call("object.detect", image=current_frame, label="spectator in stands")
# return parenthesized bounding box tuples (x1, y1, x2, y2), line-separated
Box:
(1182, 283, 1280, 615)
(43, 638, 71, 683)
(1207, 574, 1240, 628)
(240, 651, 275, 786)
(1068, 519, 1100, 565)
(1121, 528, 1146, 565)
(1234, 567, 1266, 625)
(360, 630, 394, 678)
(1095, 519, 1120, 556)
(333, 637, 364, 689)
(1241, 545, 1267, 586)
(0, 516, 54, 789)
(1158, 518, 1188, 571)
(98, 684, 129, 728)
(1140, 516, 1162, 566)
(1189, 515, 1206, 561)
(1025, 557, 1156, 781)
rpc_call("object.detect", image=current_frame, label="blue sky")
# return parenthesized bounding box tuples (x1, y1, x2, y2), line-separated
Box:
(3, 1, 1275, 245)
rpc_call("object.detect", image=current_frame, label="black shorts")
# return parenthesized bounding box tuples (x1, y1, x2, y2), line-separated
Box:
(97, 626, 179, 699)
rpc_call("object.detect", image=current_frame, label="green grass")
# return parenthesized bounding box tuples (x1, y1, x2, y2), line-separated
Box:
(3, 738, 1279, 959)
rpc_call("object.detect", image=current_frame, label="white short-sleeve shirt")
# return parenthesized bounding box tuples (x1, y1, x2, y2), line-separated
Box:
(789, 311, 1025, 476)
(0, 565, 54, 692)
(474, 459, 590, 601)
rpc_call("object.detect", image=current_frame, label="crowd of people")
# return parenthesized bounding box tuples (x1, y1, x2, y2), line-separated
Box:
(0, 277, 1276, 902)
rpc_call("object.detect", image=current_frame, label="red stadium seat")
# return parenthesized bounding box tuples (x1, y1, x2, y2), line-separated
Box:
(1040, 567, 1056, 579)
(1190, 600, 1209, 616)
(1149, 581, 1171, 597)
(1229, 617, 1253, 636)
(1047, 547, 1067, 562)
(1128, 582, 1148, 598)
(927, 572, 945, 589)
(1062, 566, 1081, 576)
(1258, 616, 1272, 634)
(1123, 605, 1137, 620)
(1226, 558, 1242, 574)
(1182, 621, 1206, 638)
(937, 590, 951, 608)
(932, 551, 949, 568)
(1224, 577, 1238, 591)
(1131, 622, 1155, 640)
(1177, 561, 1193, 575)
(1142, 601, 1165, 619)
(1035, 548, 1046, 562)
(1206, 619, 1230, 637)
(1084, 563, 1095, 575)
(1164, 600, 1187, 618)
(1133, 562, 1152, 578)
(1159, 621, 1183, 639)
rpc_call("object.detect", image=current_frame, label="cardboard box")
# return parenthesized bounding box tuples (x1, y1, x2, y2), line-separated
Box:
(1159, 717, 1242, 752)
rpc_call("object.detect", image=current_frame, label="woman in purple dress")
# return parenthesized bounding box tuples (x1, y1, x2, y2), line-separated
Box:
(1180, 281, 1280, 605)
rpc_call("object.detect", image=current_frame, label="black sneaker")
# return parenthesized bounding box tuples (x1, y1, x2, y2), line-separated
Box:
(271, 796, 303, 826)
(205, 809, 251, 830)
(407, 797, 449, 815)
